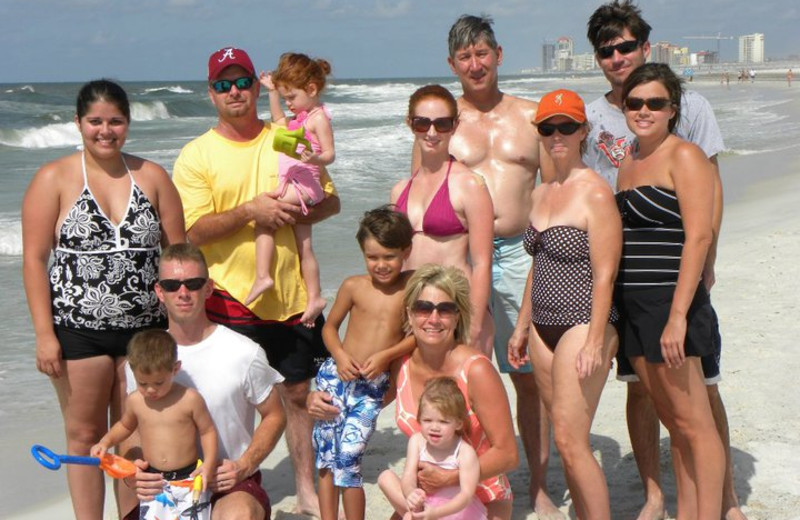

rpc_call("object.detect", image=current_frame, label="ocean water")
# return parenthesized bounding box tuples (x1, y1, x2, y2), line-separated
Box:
(1, 75, 799, 516)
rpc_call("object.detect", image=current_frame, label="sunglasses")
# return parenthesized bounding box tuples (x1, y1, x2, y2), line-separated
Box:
(537, 121, 582, 137)
(210, 76, 255, 94)
(410, 116, 456, 133)
(158, 278, 208, 292)
(410, 300, 459, 319)
(623, 97, 672, 111)
(596, 40, 640, 59)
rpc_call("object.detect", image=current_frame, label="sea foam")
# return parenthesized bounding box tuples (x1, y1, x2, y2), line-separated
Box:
(0, 122, 80, 149)
(0, 215, 21, 256)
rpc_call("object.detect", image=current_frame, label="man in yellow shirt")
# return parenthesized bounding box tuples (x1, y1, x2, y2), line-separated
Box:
(172, 47, 340, 518)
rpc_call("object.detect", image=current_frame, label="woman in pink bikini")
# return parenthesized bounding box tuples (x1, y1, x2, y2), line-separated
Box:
(309, 264, 518, 520)
(390, 85, 494, 355)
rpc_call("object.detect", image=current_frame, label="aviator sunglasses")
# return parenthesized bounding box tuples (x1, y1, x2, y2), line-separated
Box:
(410, 300, 459, 319)
(158, 278, 208, 292)
(211, 76, 255, 93)
(596, 40, 640, 59)
(537, 121, 582, 137)
(623, 97, 672, 111)
(410, 116, 456, 133)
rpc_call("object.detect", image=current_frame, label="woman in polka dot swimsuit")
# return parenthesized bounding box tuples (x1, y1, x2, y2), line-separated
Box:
(511, 89, 622, 520)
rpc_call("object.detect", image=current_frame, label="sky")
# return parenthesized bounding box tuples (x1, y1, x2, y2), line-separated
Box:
(2, 0, 798, 83)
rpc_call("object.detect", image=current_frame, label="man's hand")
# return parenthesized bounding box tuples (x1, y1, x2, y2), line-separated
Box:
(124, 459, 164, 502)
(210, 459, 249, 493)
(250, 192, 298, 231)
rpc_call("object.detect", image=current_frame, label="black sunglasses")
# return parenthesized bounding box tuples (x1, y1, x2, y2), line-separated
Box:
(410, 300, 459, 318)
(210, 76, 255, 93)
(158, 278, 208, 292)
(596, 40, 640, 59)
(537, 121, 582, 137)
(410, 116, 456, 133)
(623, 97, 672, 111)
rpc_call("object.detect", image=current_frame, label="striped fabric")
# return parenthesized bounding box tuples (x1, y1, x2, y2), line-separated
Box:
(615, 186, 685, 287)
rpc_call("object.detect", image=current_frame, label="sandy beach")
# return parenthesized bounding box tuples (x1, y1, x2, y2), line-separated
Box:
(13, 153, 800, 520)
(9, 81, 800, 519)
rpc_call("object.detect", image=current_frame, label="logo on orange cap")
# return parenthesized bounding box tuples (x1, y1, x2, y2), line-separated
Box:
(534, 89, 586, 124)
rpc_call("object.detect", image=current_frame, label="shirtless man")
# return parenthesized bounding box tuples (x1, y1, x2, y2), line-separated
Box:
(445, 14, 563, 519)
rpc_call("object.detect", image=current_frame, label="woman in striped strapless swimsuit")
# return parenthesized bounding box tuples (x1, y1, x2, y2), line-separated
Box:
(615, 63, 725, 519)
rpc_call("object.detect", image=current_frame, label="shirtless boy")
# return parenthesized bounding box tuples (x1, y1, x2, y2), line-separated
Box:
(92, 329, 218, 520)
(445, 14, 562, 518)
(314, 206, 416, 520)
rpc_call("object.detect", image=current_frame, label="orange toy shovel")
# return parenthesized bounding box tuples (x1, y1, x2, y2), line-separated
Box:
(31, 444, 137, 479)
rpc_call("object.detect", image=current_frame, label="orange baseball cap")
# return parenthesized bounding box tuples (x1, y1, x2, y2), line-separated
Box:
(534, 89, 586, 124)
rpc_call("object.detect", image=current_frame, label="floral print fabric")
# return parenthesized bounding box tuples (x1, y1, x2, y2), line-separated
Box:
(49, 176, 163, 330)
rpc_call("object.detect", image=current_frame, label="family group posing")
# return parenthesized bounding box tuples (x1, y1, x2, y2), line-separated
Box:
(22, 2, 747, 520)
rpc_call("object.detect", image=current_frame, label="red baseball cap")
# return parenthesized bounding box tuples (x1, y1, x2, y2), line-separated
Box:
(207, 47, 256, 80)
(534, 89, 586, 124)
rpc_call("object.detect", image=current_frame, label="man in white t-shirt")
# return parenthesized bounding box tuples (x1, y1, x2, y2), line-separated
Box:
(122, 244, 285, 520)
(584, 2, 745, 519)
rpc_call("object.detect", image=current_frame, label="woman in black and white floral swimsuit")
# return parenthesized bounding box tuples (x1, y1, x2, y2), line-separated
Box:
(22, 79, 185, 519)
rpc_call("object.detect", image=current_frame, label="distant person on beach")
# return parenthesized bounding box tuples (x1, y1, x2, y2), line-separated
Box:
(310, 264, 519, 520)
(616, 62, 725, 519)
(749, 69, 756, 82)
(442, 14, 561, 518)
(585, 2, 746, 519)
(123, 244, 286, 520)
(379, 377, 488, 520)
(171, 46, 341, 518)
(391, 84, 494, 354)
(313, 207, 415, 520)
(788, 69, 794, 87)
(92, 329, 218, 520)
(510, 89, 621, 520)
(245, 53, 335, 321)
(21, 78, 185, 519)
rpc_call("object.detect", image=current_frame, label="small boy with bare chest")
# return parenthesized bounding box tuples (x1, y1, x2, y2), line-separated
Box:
(91, 330, 218, 520)
(314, 206, 415, 520)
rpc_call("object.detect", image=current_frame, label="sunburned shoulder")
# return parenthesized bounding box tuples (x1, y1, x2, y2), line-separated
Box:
(670, 138, 707, 163)
(124, 153, 169, 178)
(34, 152, 81, 183)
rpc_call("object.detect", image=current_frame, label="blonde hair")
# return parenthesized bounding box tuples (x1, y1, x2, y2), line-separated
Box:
(417, 376, 470, 437)
(402, 264, 471, 344)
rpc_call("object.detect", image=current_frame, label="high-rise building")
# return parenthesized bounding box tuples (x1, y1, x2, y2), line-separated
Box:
(572, 53, 597, 71)
(556, 37, 574, 72)
(739, 33, 765, 63)
(542, 42, 556, 72)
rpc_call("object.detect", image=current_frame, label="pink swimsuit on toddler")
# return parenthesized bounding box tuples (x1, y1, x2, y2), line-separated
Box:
(418, 438, 488, 520)
(276, 105, 329, 214)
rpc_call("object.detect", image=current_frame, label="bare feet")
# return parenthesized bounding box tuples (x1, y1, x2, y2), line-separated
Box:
(300, 296, 327, 328)
(724, 506, 749, 520)
(292, 502, 321, 518)
(635, 499, 666, 520)
(244, 277, 274, 305)
(533, 489, 565, 520)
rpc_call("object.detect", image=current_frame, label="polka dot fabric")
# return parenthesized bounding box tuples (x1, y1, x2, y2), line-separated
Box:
(523, 224, 619, 326)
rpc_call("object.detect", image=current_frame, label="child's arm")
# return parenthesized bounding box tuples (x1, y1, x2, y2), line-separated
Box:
(302, 110, 335, 166)
(321, 279, 361, 381)
(259, 71, 287, 125)
(189, 389, 219, 492)
(417, 442, 481, 520)
(90, 396, 139, 457)
(401, 433, 426, 513)
(361, 335, 416, 380)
